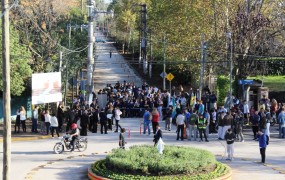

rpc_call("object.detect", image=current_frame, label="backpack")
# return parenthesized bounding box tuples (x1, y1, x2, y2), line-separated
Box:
(266, 135, 269, 145)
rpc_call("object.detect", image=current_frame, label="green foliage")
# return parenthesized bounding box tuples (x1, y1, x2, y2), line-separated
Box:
(91, 145, 231, 179)
(0, 25, 33, 96)
(217, 76, 230, 106)
(248, 76, 285, 92)
(106, 145, 216, 176)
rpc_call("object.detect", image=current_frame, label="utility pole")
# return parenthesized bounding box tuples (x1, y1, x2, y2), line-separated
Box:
(229, 33, 233, 109)
(149, 29, 152, 78)
(87, 0, 95, 104)
(199, 33, 204, 101)
(141, 4, 147, 74)
(2, 0, 11, 179)
(64, 25, 71, 106)
(163, 33, 166, 90)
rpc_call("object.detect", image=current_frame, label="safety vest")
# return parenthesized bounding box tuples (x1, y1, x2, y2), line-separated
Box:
(198, 117, 206, 129)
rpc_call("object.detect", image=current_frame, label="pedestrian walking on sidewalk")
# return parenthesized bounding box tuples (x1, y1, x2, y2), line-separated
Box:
(151, 108, 160, 134)
(114, 106, 122, 132)
(109, 50, 112, 58)
(99, 108, 108, 134)
(224, 128, 235, 161)
(153, 124, 162, 146)
(176, 110, 185, 141)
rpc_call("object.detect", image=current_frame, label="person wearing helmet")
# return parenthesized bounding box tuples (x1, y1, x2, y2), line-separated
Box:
(68, 123, 80, 151)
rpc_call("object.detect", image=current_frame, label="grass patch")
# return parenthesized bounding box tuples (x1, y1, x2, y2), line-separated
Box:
(248, 76, 285, 91)
(91, 145, 230, 180)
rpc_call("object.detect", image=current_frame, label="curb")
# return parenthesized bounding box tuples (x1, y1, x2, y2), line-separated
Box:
(213, 165, 232, 180)
(87, 164, 232, 180)
(88, 167, 109, 180)
(0, 134, 58, 142)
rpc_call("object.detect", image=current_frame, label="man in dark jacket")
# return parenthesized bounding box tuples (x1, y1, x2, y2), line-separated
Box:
(99, 108, 108, 134)
(224, 128, 235, 161)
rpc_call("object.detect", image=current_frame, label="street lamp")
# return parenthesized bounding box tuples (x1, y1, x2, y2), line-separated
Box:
(226, 32, 233, 109)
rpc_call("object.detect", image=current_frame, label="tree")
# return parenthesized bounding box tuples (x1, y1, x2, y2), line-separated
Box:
(0, 25, 32, 96)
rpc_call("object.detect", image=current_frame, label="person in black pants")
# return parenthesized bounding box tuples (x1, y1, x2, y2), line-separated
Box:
(153, 124, 162, 146)
(80, 110, 89, 136)
(92, 108, 99, 133)
(257, 130, 268, 163)
(99, 109, 108, 134)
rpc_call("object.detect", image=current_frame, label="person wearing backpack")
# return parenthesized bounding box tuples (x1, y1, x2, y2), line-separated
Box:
(188, 110, 198, 141)
(256, 129, 268, 164)
(277, 107, 285, 138)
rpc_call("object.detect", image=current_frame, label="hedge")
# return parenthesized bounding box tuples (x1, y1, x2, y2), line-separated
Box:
(91, 145, 230, 180)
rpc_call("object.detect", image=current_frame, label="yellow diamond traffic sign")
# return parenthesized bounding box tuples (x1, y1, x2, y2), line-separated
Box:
(166, 73, 174, 81)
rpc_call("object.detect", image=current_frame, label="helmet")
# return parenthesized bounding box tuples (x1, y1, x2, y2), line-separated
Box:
(71, 123, 77, 129)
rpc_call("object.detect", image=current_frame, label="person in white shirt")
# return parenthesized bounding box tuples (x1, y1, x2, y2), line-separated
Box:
(114, 107, 122, 132)
(45, 110, 51, 135)
(176, 110, 186, 141)
(50, 113, 59, 138)
(17, 106, 26, 133)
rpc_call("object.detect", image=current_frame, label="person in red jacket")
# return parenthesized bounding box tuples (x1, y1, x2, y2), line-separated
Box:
(151, 108, 160, 134)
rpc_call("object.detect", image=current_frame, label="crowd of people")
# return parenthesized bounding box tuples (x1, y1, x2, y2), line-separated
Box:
(14, 80, 285, 162)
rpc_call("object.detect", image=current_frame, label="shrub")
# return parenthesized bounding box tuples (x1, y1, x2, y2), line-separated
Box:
(217, 76, 230, 106)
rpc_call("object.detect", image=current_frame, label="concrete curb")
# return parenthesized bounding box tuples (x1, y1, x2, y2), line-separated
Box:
(87, 163, 232, 180)
(0, 134, 58, 142)
(213, 165, 232, 180)
(88, 167, 109, 180)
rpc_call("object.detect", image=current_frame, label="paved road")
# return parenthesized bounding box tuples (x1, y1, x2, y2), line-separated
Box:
(1, 118, 285, 180)
(93, 31, 142, 93)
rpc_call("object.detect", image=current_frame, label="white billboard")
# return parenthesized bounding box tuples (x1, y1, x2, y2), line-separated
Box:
(32, 72, 62, 104)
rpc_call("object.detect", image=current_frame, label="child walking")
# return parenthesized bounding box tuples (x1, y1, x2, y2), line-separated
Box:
(119, 128, 127, 149)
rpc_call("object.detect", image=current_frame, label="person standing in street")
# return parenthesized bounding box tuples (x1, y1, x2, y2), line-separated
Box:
(45, 110, 51, 135)
(32, 105, 39, 133)
(99, 108, 108, 134)
(197, 114, 209, 142)
(109, 50, 112, 58)
(143, 109, 151, 135)
(222, 111, 233, 139)
(277, 106, 285, 138)
(188, 110, 198, 141)
(153, 124, 162, 146)
(114, 106, 122, 132)
(176, 110, 185, 141)
(119, 128, 127, 149)
(224, 128, 235, 161)
(256, 129, 268, 163)
(57, 104, 64, 132)
(165, 106, 173, 131)
(151, 108, 160, 134)
(50, 113, 59, 138)
(18, 106, 27, 133)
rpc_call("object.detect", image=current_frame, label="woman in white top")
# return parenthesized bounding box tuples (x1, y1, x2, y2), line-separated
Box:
(44, 110, 51, 135)
(114, 107, 122, 132)
(17, 106, 26, 132)
(50, 113, 59, 138)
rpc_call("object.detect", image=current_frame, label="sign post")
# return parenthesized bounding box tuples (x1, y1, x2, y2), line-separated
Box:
(166, 73, 174, 95)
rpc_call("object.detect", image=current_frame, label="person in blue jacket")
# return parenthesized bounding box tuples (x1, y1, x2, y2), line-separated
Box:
(256, 129, 268, 163)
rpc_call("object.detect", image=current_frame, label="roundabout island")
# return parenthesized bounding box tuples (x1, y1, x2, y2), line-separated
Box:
(88, 145, 231, 180)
